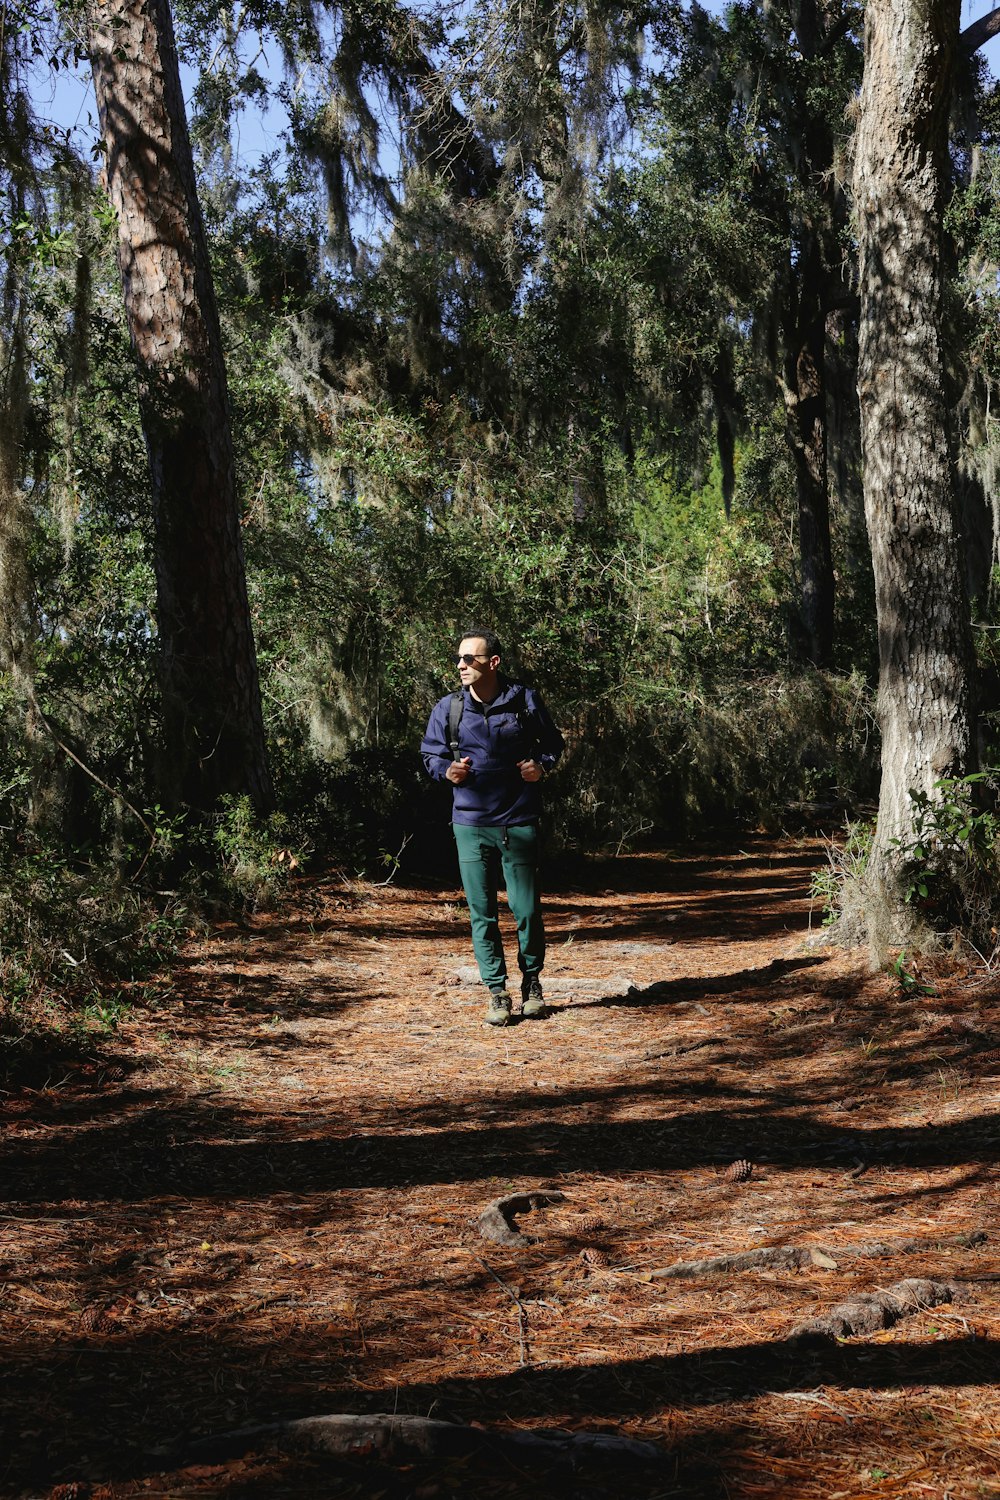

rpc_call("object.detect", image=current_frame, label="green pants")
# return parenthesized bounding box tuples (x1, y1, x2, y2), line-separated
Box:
(453, 823, 545, 990)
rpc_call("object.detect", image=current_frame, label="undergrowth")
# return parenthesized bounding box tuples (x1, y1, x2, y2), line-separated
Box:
(811, 770, 1000, 964)
(0, 837, 189, 1084)
(0, 793, 313, 1085)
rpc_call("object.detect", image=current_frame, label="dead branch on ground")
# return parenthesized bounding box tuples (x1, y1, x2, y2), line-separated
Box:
(476, 1255, 531, 1364)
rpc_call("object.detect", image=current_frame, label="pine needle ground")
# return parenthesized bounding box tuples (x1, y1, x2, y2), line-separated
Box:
(2, 836, 999, 1499)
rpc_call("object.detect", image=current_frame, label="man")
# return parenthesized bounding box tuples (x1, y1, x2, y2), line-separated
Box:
(421, 629, 565, 1026)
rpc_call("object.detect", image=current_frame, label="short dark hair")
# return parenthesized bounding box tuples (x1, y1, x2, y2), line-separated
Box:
(459, 626, 502, 659)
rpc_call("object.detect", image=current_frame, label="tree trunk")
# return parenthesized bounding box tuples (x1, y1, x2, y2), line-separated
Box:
(782, 236, 835, 668)
(781, 0, 847, 669)
(0, 298, 28, 680)
(0, 79, 35, 683)
(854, 0, 974, 931)
(87, 0, 273, 813)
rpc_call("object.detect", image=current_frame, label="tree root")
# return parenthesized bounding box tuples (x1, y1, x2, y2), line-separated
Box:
(184, 1412, 665, 1469)
(789, 1277, 961, 1343)
(646, 1228, 988, 1279)
(649, 1246, 836, 1278)
(841, 1229, 987, 1259)
(478, 1190, 566, 1247)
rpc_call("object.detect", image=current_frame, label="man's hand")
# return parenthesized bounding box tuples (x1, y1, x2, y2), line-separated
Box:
(447, 756, 473, 784)
(518, 758, 544, 783)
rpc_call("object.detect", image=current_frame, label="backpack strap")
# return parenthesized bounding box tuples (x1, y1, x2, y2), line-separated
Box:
(509, 686, 541, 760)
(447, 690, 464, 761)
(448, 685, 540, 762)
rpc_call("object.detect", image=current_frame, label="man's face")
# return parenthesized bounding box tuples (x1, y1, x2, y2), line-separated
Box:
(457, 636, 500, 698)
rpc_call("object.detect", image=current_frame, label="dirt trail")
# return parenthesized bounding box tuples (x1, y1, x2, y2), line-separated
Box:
(3, 836, 1000, 1498)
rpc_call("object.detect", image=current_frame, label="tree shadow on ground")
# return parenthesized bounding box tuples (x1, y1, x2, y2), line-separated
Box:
(4, 1319, 995, 1495)
(6, 1088, 1000, 1204)
(543, 839, 824, 894)
(0, 1027, 141, 1093)
(578, 954, 828, 1006)
(5, 839, 994, 1497)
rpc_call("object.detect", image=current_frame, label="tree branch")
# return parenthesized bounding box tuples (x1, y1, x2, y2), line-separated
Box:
(961, 6, 1000, 54)
(816, 6, 862, 60)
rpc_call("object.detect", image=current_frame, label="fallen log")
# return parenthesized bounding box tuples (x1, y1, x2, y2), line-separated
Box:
(478, 1190, 566, 1247)
(182, 1412, 665, 1469)
(789, 1277, 961, 1343)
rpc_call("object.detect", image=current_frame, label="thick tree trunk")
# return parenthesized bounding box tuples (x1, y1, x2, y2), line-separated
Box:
(854, 0, 974, 928)
(87, 0, 273, 813)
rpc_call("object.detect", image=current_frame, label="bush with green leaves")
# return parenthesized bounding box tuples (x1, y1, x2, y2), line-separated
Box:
(889, 772, 1000, 947)
(812, 771, 1000, 957)
(208, 794, 308, 909)
(0, 830, 189, 1077)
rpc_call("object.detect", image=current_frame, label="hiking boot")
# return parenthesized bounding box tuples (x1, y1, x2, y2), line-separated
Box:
(520, 975, 546, 1019)
(485, 989, 512, 1026)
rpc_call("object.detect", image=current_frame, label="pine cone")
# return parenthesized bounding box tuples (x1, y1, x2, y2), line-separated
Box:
(78, 1303, 104, 1333)
(580, 1246, 609, 1267)
(577, 1213, 605, 1234)
(78, 1303, 116, 1334)
(723, 1159, 754, 1183)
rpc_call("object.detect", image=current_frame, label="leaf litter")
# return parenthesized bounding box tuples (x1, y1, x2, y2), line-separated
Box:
(1, 834, 1000, 1498)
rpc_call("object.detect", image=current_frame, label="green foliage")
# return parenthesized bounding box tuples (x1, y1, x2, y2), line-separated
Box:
(810, 820, 875, 929)
(888, 950, 936, 1000)
(889, 773, 1000, 943)
(0, 830, 188, 1079)
(634, 447, 791, 676)
(209, 795, 307, 910)
(817, 774, 1000, 955)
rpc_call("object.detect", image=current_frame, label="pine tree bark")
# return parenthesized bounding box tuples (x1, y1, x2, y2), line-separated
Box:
(1, 77, 37, 682)
(853, 0, 974, 928)
(781, 232, 835, 668)
(0, 305, 28, 679)
(87, 0, 273, 813)
(782, 0, 850, 669)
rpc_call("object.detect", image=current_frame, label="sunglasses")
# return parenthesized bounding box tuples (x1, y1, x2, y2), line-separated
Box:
(456, 653, 490, 666)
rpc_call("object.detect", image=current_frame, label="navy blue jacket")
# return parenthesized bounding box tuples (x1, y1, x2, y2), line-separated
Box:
(421, 678, 565, 826)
